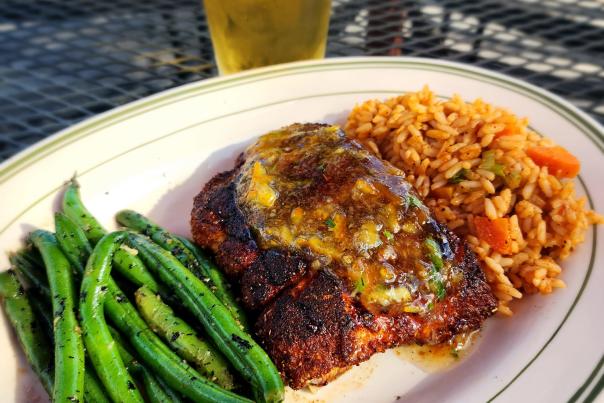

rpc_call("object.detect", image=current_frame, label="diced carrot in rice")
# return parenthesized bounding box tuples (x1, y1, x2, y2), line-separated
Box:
(494, 124, 519, 139)
(474, 216, 513, 254)
(526, 145, 580, 178)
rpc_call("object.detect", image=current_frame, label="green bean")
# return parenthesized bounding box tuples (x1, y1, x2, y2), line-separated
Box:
(0, 270, 53, 394)
(28, 291, 53, 341)
(54, 212, 93, 275)
(152, 374, 186, 403)
(18, 246, 45, 268)
(9, 250, 50, 298)
(108, 326, 144, 373)
(116, 210, 203, 276)
(83, 369, 112, 403)
(141, 374, 175, 403)
(9, 250, 53, 341)
(176, 235, 248, 330)
(36, 301, 112, 403)
(135, 285, 236, 390)
(79, 231, 144, 403)
(129, 234, 284, 403)
(12, 250, 54, 342)
(108, 326, 138, 369)
(61, 182, 160, 292)
(113, 248, 161, 293)
(62, 179, 106, 244)
(109, 327, 184, 403)
(30, 230, 85, 403)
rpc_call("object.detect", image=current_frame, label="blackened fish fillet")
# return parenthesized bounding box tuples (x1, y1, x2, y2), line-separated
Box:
(191, 123, 496, 388)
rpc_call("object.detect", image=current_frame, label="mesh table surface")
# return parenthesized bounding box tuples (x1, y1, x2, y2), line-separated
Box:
(1, 0, 603, 162)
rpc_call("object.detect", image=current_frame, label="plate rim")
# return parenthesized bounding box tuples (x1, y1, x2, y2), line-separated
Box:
(1, 56, 602, 402)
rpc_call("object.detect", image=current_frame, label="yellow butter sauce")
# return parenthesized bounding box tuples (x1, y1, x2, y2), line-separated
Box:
(237, 125, 463, 316)
(394, 330, 480, 372)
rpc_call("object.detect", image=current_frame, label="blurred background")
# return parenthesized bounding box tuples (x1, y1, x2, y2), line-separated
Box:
(1, 0, 603, 162)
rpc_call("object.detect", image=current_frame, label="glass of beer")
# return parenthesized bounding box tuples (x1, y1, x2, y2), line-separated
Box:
(203, 0, 332, 75)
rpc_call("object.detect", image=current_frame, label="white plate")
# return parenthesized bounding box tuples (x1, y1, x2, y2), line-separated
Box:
(0, 57, 602, 403)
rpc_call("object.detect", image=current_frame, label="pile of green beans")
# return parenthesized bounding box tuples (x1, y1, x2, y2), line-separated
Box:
(129, 234, 283, 403)
(135, 285, 236, 390)
(116, 210, 249, 330)
(0, 178, 284, 403)
(1, 244, 111, 403)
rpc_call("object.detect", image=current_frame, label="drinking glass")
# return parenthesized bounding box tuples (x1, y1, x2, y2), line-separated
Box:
(203, 0, 332, 75)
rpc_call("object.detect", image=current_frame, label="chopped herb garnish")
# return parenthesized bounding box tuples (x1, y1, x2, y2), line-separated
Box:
(427, 301, 435, 311)
(450, 341, 464, 359)
(407, 194, 423, 209)
(505, 170, 522, 189)
(424, 238, 444, 271)
(383, 230, 394, 241)
(430, 269, 446, 300)
(325, 218, 336, 228)
(479, 150, 505, 177)
(424, 238, 446, 300)
(353, 276, 366, 294)
(448, 168, 469, 184)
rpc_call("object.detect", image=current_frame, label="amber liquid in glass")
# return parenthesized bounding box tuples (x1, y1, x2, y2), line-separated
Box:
(204, 0, 331, 75)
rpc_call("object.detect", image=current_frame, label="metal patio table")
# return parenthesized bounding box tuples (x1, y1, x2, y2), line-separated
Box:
(1, 0, 603, 162)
